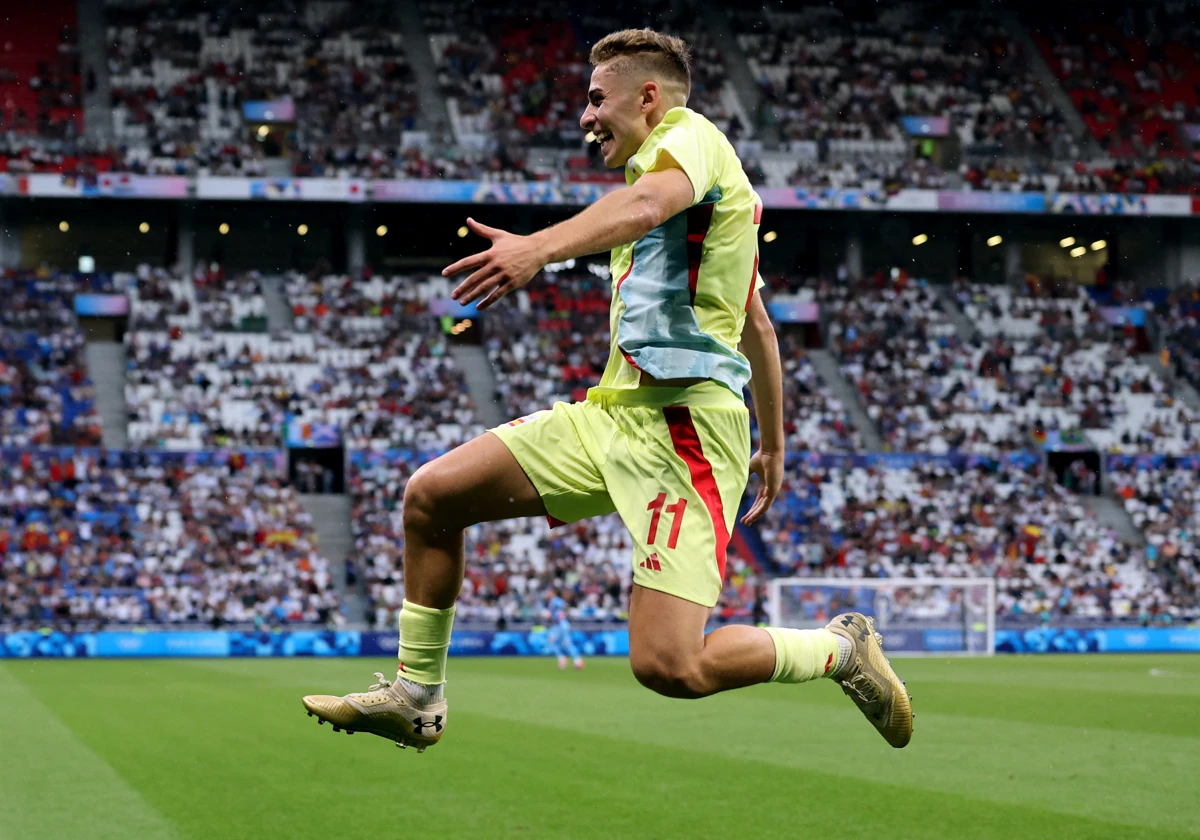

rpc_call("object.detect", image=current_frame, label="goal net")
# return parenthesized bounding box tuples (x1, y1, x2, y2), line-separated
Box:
(767, 577, 996, 656)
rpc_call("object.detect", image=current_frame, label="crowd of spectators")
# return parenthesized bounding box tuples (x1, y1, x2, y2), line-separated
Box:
(1032, 6, 1200, 160)
(760, 458, 1194, 623)
(817, 273, 1031, 454)
(733, 2, 1078, 159)
(0, 451, 342, 628)
(1153, 281, 1200, 386)
(956, 280, 1197, 455)
(1111, 459, 1200, 617)
(0, 272, 102, 448)
(103, 0, 419, 176)
(126, 262, 265, 332)
(775, 332, 863, 453)
(125, 267, 480, 450)
(484, 266, 611, 416)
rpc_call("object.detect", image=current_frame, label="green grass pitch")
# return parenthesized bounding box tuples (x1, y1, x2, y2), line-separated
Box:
(2, 654, 1198, 839)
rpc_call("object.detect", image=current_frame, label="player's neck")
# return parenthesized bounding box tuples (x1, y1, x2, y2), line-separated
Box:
(636, 101, 683, 149)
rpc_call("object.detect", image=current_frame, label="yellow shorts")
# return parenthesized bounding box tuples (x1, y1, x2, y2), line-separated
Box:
(490, 382, 750, 608)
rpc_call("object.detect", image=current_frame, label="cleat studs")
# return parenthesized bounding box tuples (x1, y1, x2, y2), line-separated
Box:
(346, 730, 353, 735)
(396, 742, 407, 749)
(307, 712, 313, 717)
(417, 746, 426, 754)
(332, 727, 341, 732)
(318, 719, 325, 725)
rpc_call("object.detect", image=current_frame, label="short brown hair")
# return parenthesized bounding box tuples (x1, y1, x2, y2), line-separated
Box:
(589, 28, 691, 96)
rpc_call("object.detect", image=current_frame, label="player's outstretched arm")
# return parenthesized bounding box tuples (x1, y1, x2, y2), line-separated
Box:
(740, 290, 784, 525)
(444, 166, 694, 309)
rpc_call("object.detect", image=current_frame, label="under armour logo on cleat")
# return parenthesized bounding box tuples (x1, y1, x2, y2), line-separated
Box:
(639, 553, 662, 572)
(412, 715, 443, 734)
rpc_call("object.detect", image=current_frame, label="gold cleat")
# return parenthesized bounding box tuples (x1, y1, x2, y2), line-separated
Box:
(302, 672, 446, 752)
(826, 613, 914, 748)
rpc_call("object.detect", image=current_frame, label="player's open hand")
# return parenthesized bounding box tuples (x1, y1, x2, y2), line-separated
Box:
(444, 218, 546, 310)
(742, 448, 783, 525)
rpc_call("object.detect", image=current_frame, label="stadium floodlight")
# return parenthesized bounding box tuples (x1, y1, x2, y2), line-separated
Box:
(1070, 246, 1086, 257)
(987, 235, 1002, 246)
(218, 223, 230, 235)
(58, 221, 69, 232)
(376, 225, 388, 237)
(763, 230, 778, 243)
(768, 577, 996, 656)
(297, 224, 309, 236)
(912, 233, 928, 245)
(139, 222, 150, 233)
(1091, 239, 1107, 250)
(457, 226, 469, 238)
(1060, 236, 1075, 248)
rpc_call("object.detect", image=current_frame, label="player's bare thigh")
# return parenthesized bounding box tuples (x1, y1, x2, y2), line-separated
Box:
(627, 584, 710, 692)
(403, 430, 547, 531)
(628, 584, 775, 699)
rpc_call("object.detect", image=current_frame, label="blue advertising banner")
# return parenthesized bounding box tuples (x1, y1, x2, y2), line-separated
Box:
(4, 627, 1198, 658)
(0, 631, 360, 658)
(786, 450, 1041, 471)
(360, 629, 630, 657)
(996, 627, 1200, 654)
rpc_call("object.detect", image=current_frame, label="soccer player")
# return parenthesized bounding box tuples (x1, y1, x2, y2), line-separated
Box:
(302, 28, 913, 751)
(544, 590, 584, 671)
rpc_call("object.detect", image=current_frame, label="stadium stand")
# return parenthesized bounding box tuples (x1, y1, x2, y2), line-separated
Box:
(732, 1, 1078, 180)
(104, 0, 418, 176)
(6, 0, 1200, 640)
(817, 274, 1033, 454)
(124, 268, 480, 449)
(0, 0, 82, 140)
(1032, 8, 1198, 161)
(956, 280, 1198, 455)
(0, 450, 341, 627)
(1153, 282, 1200, 387)
(760, 457, 1195, 623)
(0, 272, 103, 448)
(485, 267, 611, 415)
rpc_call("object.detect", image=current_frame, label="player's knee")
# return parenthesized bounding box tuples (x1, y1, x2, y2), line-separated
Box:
(402, 464, 457, 532)
(630, 652, 707, 699)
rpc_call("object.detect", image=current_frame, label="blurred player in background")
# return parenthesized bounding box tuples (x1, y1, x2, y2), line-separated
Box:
(545, 590, 584, 671)
(303, 28, 912, 752)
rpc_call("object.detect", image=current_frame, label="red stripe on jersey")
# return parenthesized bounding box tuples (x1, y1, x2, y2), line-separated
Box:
(685, 203, 715, 305)
(615, 252, 634, 293)
(745, 251, 760, 312)
(546, 515, 568, 529)
(753, 202, 763, 225)
(615, 252, 639, 369)
(662, 405, 730, 581)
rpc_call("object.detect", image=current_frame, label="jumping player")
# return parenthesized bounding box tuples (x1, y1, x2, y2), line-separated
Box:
(302, 28, 913, 751)
(544, 591, 584, 671)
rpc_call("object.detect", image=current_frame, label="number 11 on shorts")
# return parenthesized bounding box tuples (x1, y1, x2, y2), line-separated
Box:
(646, 492, 687, 549)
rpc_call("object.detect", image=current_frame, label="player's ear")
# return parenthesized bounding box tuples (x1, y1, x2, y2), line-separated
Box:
(641, 81, 660, 113)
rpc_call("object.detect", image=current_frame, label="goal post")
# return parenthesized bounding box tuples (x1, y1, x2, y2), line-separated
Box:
(767, 577, 997, 656)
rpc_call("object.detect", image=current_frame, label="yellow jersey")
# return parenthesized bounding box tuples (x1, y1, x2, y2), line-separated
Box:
(591, 106, 764, 399)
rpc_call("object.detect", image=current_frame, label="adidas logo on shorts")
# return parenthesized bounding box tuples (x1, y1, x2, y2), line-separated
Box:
(639, 553, 662, 572)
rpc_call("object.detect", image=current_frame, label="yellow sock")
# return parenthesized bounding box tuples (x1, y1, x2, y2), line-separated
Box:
(398, 600, 455, 685)
(763, 627, 842, 683)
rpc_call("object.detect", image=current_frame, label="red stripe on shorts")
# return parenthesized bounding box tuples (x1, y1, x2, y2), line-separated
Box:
(662, 405, 729, 581)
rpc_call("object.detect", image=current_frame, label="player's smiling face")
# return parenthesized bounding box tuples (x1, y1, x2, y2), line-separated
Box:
(580, 64, 655, 168)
